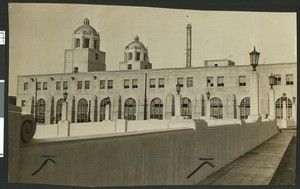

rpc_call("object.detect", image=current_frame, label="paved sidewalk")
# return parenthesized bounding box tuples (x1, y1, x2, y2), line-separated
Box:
(198, 130, 296, 185)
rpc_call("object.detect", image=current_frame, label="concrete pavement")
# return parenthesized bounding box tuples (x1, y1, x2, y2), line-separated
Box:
(198, 130, 296, 185)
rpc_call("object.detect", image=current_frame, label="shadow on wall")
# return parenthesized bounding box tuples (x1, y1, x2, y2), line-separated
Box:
(8, 104, 278, 187)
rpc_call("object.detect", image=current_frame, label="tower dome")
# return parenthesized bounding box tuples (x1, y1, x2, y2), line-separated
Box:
(119, 36, 152, 70)
(125, 35, 146, 50)
(74, 18, 98, 35)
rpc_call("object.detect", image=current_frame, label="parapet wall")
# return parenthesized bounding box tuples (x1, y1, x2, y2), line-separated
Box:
(9, 105, 278, 187)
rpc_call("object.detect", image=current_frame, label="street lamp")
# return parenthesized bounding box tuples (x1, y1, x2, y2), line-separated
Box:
(206, 91, 211, 100)
(292, 96, 296, 103)
(249, 46, 260, 71)
(176, 82, 181, 94)
(63, 91, 68, 101)
(105, 96, 110, 105)
(268, 74, 275, 89)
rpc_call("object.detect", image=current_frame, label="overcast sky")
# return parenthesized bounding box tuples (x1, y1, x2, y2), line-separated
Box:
(9, 3, 296, 96)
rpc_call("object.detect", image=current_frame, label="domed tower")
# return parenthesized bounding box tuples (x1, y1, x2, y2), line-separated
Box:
(119, 36, 152, 70)
(64, 18, 106, 73)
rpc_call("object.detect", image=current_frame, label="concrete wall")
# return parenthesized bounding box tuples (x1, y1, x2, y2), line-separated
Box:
(11, 115, 278, 187)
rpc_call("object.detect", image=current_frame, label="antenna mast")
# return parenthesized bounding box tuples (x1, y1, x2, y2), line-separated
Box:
(186, 15, 192, 68)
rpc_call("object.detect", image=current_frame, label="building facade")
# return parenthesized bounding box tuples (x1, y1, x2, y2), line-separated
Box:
(16, 18, 297, 125)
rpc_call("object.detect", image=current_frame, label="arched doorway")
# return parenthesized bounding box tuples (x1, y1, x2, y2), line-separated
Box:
(150, 98, 163, 120)
(36, 98, 46, 124)
(77, 98, 89, 123)
(124, 98, 136, 120)
(181, 97, 192, 119)
(276, 97, 292, 119)
(210, 97, 223, 119)
(240, 97, 250, 119)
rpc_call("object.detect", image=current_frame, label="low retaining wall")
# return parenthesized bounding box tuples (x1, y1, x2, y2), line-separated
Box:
(9, 105, 278, 186)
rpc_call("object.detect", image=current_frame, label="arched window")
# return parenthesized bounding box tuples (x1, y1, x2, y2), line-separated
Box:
(128, 53, 133, 60)
(210, 97, 223, 119)
(150, 98, 163, 120)
(75, 38, 80, 48)
(99, 98, 111, 121)
(181, 97, 192, 119)
(36, 99, 46, 124)
(240, 97, 250, 119)
(56, 98, 64, 123)
(276, 97, 292, 119)
(124, 98, 136, 120)
(84, 38, 90, 48)
(77, 98, 89, 123)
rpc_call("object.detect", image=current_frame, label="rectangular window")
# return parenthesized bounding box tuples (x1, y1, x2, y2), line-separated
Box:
(21, 100, 26, 107)
(286, 74, 294, 85)
(177, 77, 183, 87)
(56, 81, 61, 90)
(207, 76, 214, 87)
(274, 74, 281, 85)
(24, 82, 28, 91)
(150, 78, 155, 88)
(37, 82, 41, 90)
(159, 78, 164, 88)
(100, 80, 105, 89)
(85, 81, 90, 89)
(43, 82, 47, 90)
(128, 64, 132, 70)
(124, 79, 130, 89)
(239, 75, 246, 86)
(132, 79, 138, 88)
(108, 80, 113, 89)
(77, 81, 82, 90)
(74, 67, 78, 73)
(187, 77, 193, 87)
(95, 54, 98, 60)
(63, 81, 68, 90)
(217, 76, 224, 87)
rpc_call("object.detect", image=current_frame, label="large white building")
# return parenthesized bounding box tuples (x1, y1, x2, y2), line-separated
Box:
(16, 18, 297, 126)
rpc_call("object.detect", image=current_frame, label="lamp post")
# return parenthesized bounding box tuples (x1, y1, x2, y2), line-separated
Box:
(58, 91, 70, 137)
(292, 96, 296, 125)
(61, 91, 68, 121)
(281, 92, 287, 128)
(206, 91, 211, 119)
(173, 82, 182, 119)
(268, 74, 275, 120)
(104, 96, 110, 121)
(248, 46, 261, 122)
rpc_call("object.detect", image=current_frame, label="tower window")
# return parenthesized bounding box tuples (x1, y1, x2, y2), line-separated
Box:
(84, 38, 90, 48)
(129, 53, 133, 60)
(95, 54, 98, 60)
(128, 64, 132, 70)
(74, 67, 78, 73)
(75, 38, 80, 48)
(21, 100, 26, 107)
(136, 52, 140, 61)
(24, 82, 28, 91)
(94, 40, 97, 49)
